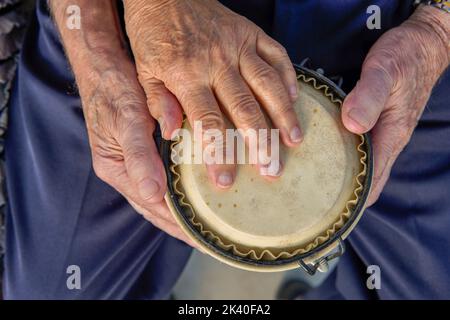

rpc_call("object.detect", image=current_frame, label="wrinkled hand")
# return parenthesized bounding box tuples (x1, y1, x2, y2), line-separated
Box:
(84, 56, 195, 246)
(342, 5, 450, 205)
(49, 0, 196, 247)
(124, 0, 301, 188)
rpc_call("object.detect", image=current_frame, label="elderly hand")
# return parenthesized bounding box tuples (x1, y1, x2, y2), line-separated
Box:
(123, 0, 301, 188)
(49, 0, 196, 247)
(341, 5, 450, 206)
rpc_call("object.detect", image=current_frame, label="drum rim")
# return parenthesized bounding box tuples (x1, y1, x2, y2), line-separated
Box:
(160, 65, 374, 268)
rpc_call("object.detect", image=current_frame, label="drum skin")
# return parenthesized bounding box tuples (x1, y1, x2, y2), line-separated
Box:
(162, 66, 373, 272)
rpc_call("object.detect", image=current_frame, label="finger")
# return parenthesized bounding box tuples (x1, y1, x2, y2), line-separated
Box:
(240, 51, 302, 147)
(256, 32, 298, 102)
(177, 84, 236, 189)
(149, 202, 199, 248)
(342, 57, 395, 134)
(93, 153, 198, 248)
(94, 159, 193, 244)
(140, 76, 184, 140)
(366, 113, 409, 206)
(127, 197, 198, 248)
(94, 157, 174, 225)
(142, 208, 197, 248)
(212, 70, 282, 178)
(116, 105, 167, 205)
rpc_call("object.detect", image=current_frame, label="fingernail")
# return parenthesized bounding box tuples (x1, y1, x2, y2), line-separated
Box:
(139, 178, 160, 201)
(260, 160, 282, 177)
(157, 117, 166, 137)
(290, 126, 303, 143)
(347, 108, 369, 131)
(289, 84, 298, 101)
(217, 172, 233, 188)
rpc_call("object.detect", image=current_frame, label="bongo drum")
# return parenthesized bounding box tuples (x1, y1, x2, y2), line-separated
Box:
(161, 65, 373, 274)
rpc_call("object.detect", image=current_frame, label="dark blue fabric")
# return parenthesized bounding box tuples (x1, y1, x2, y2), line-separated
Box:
(5, 0, 450, 299)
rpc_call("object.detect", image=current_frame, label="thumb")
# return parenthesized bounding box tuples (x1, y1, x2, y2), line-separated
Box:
(342, 58, 395, 134)
(140, 76, 183, 140)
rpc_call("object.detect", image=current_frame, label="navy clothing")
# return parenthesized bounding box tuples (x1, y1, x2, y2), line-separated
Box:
(4, 0, 450, 299)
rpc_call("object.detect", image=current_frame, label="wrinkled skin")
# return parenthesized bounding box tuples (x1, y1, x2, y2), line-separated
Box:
(83, 52, 199, 246)
(52, 1, 449, 247)
(50, 0, 196, 246)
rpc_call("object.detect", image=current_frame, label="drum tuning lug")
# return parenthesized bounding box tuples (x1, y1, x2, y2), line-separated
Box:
(317, 258, 329, 273)
(329, 75, 344, 89)
(299, 57, 311, 68)
(298, 238, 345, 275)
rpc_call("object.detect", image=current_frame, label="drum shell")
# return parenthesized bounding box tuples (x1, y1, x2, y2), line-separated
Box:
(162, 65, 374, 272)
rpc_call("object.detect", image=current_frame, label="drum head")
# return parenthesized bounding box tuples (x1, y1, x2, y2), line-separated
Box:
(164, 67, 371, 269)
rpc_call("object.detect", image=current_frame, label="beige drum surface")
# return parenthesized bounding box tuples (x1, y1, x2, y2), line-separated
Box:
(170, 76, 367, 261)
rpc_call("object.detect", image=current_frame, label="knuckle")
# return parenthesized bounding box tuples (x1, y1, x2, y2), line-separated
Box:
(200, 117, 224, 134)
(230, 95, 264, 128)
(364, 51, 401, 84)
(189, 109, 224, 131)
(115, 106, 155, 137)
(142, 84, 166, 107)
(213, 65, 237, 89)
(267, 38, 288, 57)
(285, 65, 297, 80)
(115, 101, 144, 122)
(125, 146, 149, 165)
(252, 66, 278, 88)
(118, 115, 155, 144)
(274, 103, 294, 118)
(166, 69, 204, 92)
(176, 82, 211, 108)
(165, 69, 188, 86)
(230, 96, 260, 122)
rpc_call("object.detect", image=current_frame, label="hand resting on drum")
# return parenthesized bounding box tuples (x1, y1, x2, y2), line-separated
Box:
(123, 0, 302, 188)
(49, 0, 196, 247)
(341, 5, 450, 206)
(50, 1, 449, 249)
